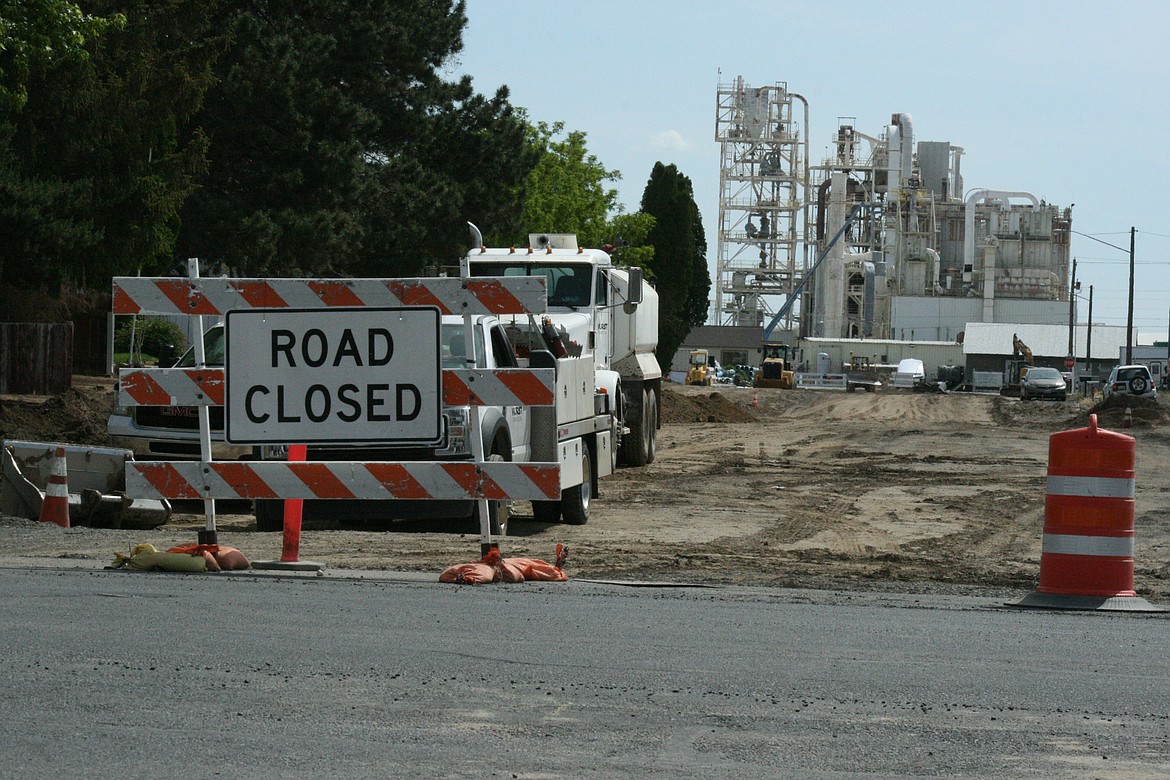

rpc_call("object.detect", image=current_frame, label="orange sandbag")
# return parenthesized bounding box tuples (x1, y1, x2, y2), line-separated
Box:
(214, 546, 251, 571)
(503, 558, 568, 582)
(439, 562, 498, 584)
(167, 543, 251, 572)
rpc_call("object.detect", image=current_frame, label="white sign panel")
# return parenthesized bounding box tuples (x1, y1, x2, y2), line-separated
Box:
(225, 307, 441, 445)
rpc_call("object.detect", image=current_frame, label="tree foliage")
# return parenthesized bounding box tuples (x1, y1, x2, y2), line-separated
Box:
(503, 120, 619, 249)
(0, 0, 122, 111)
(1, 0, 537, 296)
(640, 162, 710, 373)
(175, 0, 536, 277)
(2, 0, 218, 290)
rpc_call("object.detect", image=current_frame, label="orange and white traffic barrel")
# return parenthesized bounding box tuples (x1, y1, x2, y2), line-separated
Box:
(1012, 414, 1164, 612)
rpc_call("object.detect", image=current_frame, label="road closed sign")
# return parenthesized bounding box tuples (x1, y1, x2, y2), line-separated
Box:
(225, 306, 441, 445)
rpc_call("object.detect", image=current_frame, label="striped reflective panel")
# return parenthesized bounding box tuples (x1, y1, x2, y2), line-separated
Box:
(127, 460, 561, 501)
(112, 276, 547, 316)
(1042, 533, 1134, 557)
(1046, 475, 1134, 499)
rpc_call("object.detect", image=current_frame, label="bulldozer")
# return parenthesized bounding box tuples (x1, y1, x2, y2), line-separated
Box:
(754, 342, 794, 389)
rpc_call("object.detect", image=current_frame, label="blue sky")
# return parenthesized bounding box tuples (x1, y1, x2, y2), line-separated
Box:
(456, 1, 1170, 340)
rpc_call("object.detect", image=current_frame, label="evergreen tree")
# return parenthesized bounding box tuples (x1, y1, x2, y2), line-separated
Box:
(640, 162, 710, 373)
(176, 0, 536, 277)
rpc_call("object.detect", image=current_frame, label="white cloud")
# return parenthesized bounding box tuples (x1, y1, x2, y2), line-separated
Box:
(649, 130, 692, 152)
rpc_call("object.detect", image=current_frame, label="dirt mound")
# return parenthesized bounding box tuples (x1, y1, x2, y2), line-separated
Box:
(660, 385, 757, 424)
(0, 376, 113, 447)
(1068, 395, 1170, 430)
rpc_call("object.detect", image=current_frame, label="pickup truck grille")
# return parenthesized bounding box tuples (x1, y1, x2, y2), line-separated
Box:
(135, 406, 225, 431)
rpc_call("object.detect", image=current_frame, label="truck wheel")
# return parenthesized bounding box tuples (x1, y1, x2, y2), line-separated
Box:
(560, 445, 592, 525)
(643, 387, 657, 465)
(254, 499, 284, 532)
(474, 453, 510, 536)
(621, 386, 648, 467)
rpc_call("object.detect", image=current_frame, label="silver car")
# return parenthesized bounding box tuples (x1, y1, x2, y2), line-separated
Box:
(1021, 367, 1067, 401)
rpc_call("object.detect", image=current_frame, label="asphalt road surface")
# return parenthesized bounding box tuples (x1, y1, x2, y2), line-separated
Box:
(2, 568, 1168, 779)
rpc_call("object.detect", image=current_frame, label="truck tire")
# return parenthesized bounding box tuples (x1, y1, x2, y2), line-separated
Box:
(621, 384, 651, 467)
(254, 499, 284, 532)
(643, 386, 657, 465)
(559, 444, 592, 525)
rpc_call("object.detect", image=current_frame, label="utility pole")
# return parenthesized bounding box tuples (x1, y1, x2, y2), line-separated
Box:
(1086, 284, 1094, 384)
(1067, 257, 1077, 357)
(1126, 226, 1135, 365)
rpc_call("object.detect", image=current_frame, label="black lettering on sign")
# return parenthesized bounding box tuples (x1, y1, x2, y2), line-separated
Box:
(337, 384, 361, 422)
(333, 330, 362, 367)
(302, 329, 327, 367)
(305, 384, 331, 422)
(277, 385, 301, 422)
(397, 384, 421, 421)
(272, 330, 296, 367)
(368, 328, 393, 366)
(367, 383, 391, 422)
(245, 386, 270, 423)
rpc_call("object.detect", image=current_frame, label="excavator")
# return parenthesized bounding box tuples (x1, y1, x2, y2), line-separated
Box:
(1001, 333, 1035, 397)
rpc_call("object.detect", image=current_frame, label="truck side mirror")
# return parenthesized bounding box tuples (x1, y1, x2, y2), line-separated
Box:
(623, 267, 644, 314)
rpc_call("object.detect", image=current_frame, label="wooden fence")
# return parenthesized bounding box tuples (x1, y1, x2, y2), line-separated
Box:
(0, 323, 73, 395)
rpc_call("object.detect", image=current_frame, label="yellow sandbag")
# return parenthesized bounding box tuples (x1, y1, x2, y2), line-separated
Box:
(112, 543, 207, 572)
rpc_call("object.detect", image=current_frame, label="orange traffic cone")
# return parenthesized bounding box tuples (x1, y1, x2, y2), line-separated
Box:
(751, 391, 759, 408)
(38, 446, 70, 528)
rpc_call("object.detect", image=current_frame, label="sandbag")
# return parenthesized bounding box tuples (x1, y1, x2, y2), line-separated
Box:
(503, 558, 568, 582)
(438, 562, 498, 584)
(439, 545, 568, 584)
(167, 543, 251, 571)
(111, 543, 207, 573)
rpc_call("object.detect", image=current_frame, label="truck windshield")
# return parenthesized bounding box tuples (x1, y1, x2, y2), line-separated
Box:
(470, 262, 593, 308)
(175, 326, 226, 367)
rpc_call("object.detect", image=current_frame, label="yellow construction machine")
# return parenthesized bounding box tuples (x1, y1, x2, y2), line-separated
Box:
(686, 349, 712, 385)
(1001, 333, 1035, 397)
(754, 342, 794, 389)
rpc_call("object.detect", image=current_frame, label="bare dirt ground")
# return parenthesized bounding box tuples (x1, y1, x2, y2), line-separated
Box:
(3, 375, 1170, 601)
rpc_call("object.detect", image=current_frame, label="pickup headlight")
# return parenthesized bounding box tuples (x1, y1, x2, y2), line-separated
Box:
(437, 407, 470, 456)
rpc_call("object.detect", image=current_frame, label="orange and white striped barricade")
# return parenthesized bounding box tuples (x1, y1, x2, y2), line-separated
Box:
(1011, 413, 1165, 612)
(113, 272, 558, 568)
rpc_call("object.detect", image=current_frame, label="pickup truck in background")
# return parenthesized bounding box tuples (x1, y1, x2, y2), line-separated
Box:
(108, 316, 527, 533)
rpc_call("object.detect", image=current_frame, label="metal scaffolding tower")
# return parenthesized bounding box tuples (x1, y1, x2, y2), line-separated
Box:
(714, 77, 809, 328)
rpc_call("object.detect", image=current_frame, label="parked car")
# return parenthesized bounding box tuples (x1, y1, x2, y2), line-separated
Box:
(1103, 364, 1157, 400)
(1020, 367, 1067, 401)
